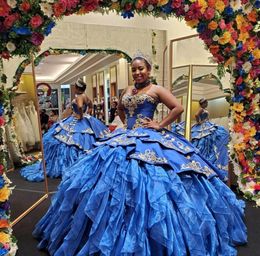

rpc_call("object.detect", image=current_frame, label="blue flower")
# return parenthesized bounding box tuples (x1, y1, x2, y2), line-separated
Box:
(232, 95, 244, 102)
(121, 11, 134, 19)
(224, 6, 233, 16)
(44, 21, 55, 36)
(161, 2, 173, 14)
(12, 27, 32, 35)
(239, 69, 245, 76)
(254, 0, 260, 8)
(248, 54, 254, 62)
(0, 177, 4, 189)
(237, 83, 246, 91)
(0, 248, 9, 256)
(237, 42, 243, 51)
(197, 23, 206, 33)
(0, 104, 3, 116)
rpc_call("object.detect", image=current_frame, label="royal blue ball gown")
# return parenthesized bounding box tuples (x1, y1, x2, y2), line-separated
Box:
(20, 102, 107, 182)
(33, 93, 246, 255)
(172, 111, 229, 181)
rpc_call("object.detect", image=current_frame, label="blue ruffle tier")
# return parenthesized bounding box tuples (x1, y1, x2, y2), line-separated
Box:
(20, 115, 107, 182)
(33, 127, 246, 255)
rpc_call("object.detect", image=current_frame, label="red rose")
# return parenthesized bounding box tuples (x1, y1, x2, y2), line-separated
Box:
(204, 7, 215, 20)
(0, 116, 5, 126)
(19, 1, 31, 12)
(171, 0, 183, 9)
(1, 51, 10, 59)
(254, 184, 260, 191)
(30, 15, 43, 29)
(0, 0, 11, 17)
(0, 164, 4, 172)
(235, 76, 243, 85)
(3, 13, 19, 29)
(53, 2, 66, 17)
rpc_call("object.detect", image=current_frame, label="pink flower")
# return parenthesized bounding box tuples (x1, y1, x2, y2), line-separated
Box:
(0, 164, 4, 172)
(0, 116, 5, 126)
(1, 51, 10, 59)
(204, 7, 215, 20)
(0, 0, 11, 17)
(53, 2, 66, 17)
(219, 19, 226, 29)
(30, 15, 43, 29)
(30, 32, 44, 46)
(171, 0, 183, 9)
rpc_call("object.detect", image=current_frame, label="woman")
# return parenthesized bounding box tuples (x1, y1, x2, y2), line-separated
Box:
(172, 98, 229, 181)
(20, 79, 108, 182)
(33, 54, 246, 255)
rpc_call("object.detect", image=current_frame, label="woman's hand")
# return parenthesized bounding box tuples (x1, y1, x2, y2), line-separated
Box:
(142, 118, 162, 130)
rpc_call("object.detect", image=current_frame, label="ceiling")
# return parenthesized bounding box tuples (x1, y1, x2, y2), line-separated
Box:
(24, 53, 122, 84)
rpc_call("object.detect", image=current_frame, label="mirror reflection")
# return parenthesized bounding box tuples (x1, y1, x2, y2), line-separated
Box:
(172, 65, 230, 182)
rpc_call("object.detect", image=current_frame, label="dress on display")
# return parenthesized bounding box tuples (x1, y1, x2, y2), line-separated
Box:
(172, 110, 229, 181)
(33, 93, 246, 256)
(20, 102, 107, 182)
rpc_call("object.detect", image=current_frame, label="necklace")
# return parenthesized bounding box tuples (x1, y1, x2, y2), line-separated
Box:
(134, 80, 150, 89)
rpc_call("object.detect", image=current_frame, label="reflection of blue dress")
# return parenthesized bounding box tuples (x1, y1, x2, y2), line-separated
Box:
(20, 102, 107, 182)
(172, 110, 229, 181)
(33, 94, 246, 255)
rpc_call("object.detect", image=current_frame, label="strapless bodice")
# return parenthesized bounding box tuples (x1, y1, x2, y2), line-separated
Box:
(122, 94, 159, 129)
(199, 110, 209, 122)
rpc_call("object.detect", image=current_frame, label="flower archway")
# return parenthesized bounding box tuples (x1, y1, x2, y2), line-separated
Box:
(0, 0, 259, 254)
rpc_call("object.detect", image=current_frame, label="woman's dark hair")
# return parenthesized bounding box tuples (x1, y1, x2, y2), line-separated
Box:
(75, 78, 87, 92)
(199, 98, 208, 106)
(131, 57, 152, 71)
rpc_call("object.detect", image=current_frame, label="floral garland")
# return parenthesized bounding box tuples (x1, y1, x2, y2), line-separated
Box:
(0, 0, 258, 225)
(0, 61, 17, 256)
(12, 48, 132, 88)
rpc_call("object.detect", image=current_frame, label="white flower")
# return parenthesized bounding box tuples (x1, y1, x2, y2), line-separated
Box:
(40, 3, 53, 17)
(256, 198, 260, 207)
(44, 0, 55, 3)
(242, 121, 251, 130)
(111, 0, 118, 2)
(184, 5, 190, 12)
(7, 0, 17, 8)
(231, 132, 244, 144)
(6, 42, 16, 52)
(147, 5, 154, 11)
(230, 0, 242, 11)
(212, 35, 219, 41)
(242, 3, 253, 14)
(242, 61, 252, 73)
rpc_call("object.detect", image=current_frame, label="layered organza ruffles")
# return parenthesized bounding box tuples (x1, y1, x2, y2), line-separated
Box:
(20, 115, 107, 182)
(33, 127, 247, 255)
(172, 121, 229, 181)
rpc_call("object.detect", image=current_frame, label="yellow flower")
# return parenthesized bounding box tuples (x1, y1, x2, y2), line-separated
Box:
(198, 0, 208, 13)
(215, 0, 225, 12)
(249, 127, 256, 137)
(157, 0, 168, 6)
(0, 232, 10, 244)
(252, 49, 260, 59)
(234, 142, 246, 151)
(218, 31, 231, 45)
(111, 2, 120, 10)
(232, 103, 244, 112)
(186, 19, 199, 28)
(0, 186, 11, 202)
(224, 56, 235, 67)
(236, 15, 245, 29)
(238, 32, 249, 43)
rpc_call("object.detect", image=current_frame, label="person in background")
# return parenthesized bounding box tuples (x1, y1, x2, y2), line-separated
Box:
(40, 109, 49, 133)
(48, 110, 59, 129)
(109, 101, 118, 123)
(20, 78, 108, 182)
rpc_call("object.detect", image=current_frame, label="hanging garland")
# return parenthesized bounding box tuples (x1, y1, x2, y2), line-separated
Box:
(0, 1, 259, 253)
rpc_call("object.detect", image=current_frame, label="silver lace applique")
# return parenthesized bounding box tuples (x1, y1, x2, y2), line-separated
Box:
(81, 128, 94, 134)
(181, 161, 215, 177)
(130, 149, 168, 164)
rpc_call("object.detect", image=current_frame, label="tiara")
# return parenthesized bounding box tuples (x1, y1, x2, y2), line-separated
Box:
(75, 78, 85, 88)
(132, 50, 152, 67)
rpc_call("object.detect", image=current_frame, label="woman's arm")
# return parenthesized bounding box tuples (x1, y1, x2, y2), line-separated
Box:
(143, 86, 184, 130)
(61, 105, 73, 119)
(117, 89, 127, 123)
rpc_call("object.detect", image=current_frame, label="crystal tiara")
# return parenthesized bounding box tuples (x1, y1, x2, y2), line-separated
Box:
(132, 50, 152, 67)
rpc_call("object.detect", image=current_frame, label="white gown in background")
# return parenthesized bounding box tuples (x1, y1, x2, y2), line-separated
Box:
(26, 101, 40, 143)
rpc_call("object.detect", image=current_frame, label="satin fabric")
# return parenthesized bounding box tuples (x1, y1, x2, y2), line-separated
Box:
(20, 114, 107, 182)
(33, 94, 246, 255)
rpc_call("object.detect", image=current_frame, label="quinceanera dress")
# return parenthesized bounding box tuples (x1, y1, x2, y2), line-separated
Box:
(20, 102, 107, 182)
(33, 93, 246, 255)
(172, 110, 229, 181)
